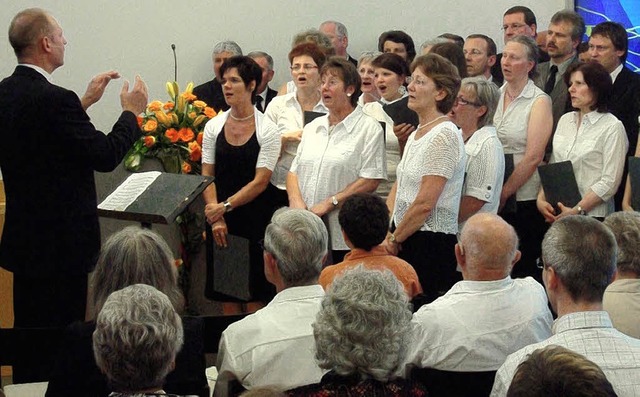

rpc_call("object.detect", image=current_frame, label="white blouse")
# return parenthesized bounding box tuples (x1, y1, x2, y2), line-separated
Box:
(264, 93, 328, 189)
(201, 109, 281, 171)
(290, 106, 387, 251)
(551, 111, 628, 217)
(393, 121, 466, 235)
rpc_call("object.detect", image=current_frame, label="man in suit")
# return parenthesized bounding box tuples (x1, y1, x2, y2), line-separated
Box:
(534, 10, 585, 158)
(319, 20, 358, 66)
(0, 8, 148, 332)
(193, 41, 242, 112)
(248, 51, 277, 112)
(589, 21, 640, 209)
(491, 6, 549, 84)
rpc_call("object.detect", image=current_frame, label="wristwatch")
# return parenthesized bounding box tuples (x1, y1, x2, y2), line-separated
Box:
(576, 205, 586, 215)
(331, 196, 339, 207)
(223, 201, 233, 213)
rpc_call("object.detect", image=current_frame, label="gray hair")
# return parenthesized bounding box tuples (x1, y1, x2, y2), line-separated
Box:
(604, 212, 640, 275)
(507, 35, 539, 79)
(460, 77, 501, 128)
(550, 10, 586, 42)
(263, 208, 328, 287)
(248, 51, 274, 71)
(213, 40, 242, 56)
(420, 37, 449, 52)
(357, 51, 382, 68)
(93, 284, 184, 393)
(91, 226, 184, 316)
(292, 29, 334, 55)
(541, 216, 617, 303)
(313, 266, 412, 381)
(320, 20, 349, 39)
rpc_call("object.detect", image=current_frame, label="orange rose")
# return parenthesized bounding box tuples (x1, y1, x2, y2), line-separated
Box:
(143, 135, 156, 148)
(143, 119, 158, 132)
(165, 128, 179, 143)
(136, 116, 144, 128)
(178, 127, 195, 142)
(182, 92, 197, 102)
(204, 107, 216, 118)
(196, 132, 203, 146)
(163, 102, 175, 110)
(193, 100, 207, 109)
(189, 141, 202, 161)
(147, 100, 163, 112)
(182, 161, 192, 174)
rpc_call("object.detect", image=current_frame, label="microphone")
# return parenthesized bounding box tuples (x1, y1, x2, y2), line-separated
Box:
(171, 44, 177, 82)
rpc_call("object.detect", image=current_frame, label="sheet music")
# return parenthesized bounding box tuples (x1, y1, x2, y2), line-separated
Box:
(98, 171, 161, 211)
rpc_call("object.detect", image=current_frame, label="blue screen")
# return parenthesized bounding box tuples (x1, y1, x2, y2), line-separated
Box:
(576, 0, 639, 72)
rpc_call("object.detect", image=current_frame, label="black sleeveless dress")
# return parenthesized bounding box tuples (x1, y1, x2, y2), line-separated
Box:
(206, 127, 276, 302)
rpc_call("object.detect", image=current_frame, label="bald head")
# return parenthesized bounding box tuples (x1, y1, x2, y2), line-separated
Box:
(459, 213, 519, 278)
(9, 8, 54, 59)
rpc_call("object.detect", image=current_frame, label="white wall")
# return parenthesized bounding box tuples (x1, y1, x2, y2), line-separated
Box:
(1, 0, 568, 132)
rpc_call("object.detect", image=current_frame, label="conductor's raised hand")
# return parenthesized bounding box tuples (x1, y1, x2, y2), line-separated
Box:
(121, 75, 149, 116)
(81, 70, 121, 111)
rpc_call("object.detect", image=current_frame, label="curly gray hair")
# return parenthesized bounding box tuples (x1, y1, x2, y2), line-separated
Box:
(213, 40, 242, 56)
(93, 284, 184, 393)
(313, 266, 412, 381)
(604, 211, 640, 275)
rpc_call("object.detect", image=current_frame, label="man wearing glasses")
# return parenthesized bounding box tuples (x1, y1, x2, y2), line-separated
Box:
(463, 34, 500, 84)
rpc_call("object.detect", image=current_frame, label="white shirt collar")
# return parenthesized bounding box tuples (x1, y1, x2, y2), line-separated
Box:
(610, 63, 624, 84)
(19, 63, 52, 82)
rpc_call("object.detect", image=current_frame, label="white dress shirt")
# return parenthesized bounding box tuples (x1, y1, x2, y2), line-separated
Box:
(214, 285, 327, 396)
(393, 121, 466, 235)
(264, 93, 328, 189)
(290, 106, 387, 251)
(202, 109, 280, 170)
(403, 276, 552, 373)
(550, 111, 628, 217)
(492, 311, 640, 397)
(494, 79, 550, 201)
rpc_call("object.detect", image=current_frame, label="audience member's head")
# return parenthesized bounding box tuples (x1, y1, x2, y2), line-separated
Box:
(506, 345, 617, 397)
(93, 284, 184, 394)
(263, 208, 328, 290)
(212, 40, 243, 80)
(248, 51, 275, 94)
(339, 193, 389, 252)
(438, 33, 465, 48)
(577, 42, 591, 62)
(292, 29, 335, 57)
(541, 216, 617, 310)
(378, 30, 417, 63)
(502, 6, 538, 43)
(456, 213, 520, 280)
(563, 61, 612, 113)
(464, 34, 497, 79)
(319, 20, 349, 57)
(314, 266, 412, 381)
(604, 211, 640, 278)
(91, 226, 184, 316)
(410, 54, 461, 114)
(589, 21, 628, 72)
(429, 42, 468, 78)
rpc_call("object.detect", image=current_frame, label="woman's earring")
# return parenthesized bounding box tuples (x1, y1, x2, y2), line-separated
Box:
(398, 85, 407, 96)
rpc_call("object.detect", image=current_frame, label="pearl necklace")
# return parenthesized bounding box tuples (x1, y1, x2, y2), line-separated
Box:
(417, 115, 448, 130)
(229, 112, 254, 122)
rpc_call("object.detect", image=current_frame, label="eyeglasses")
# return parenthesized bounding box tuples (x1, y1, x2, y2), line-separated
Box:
(258, 239, 276, 259)
(463, 49, 486, 56)
(454, 96, 481, 107)
(290, 64, 318, 72)
(502, 23, 527, 31)
(536, 257, 546, 269)
(406, 76, 428, 87)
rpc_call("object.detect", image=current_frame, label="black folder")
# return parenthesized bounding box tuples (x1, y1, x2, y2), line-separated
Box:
(538, 160, 581, 213)
(501, 154, 517, 214)
(303, 111, 326, 126)
(629, 157, 640, 211)
(382, 98, 419, 127)
(210, 234, 252, 301)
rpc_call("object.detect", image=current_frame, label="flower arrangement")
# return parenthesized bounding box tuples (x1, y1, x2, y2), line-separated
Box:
(124, 81, 217, 174)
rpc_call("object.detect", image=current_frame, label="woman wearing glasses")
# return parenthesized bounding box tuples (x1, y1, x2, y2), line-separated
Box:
(384, 54, 465, 304)
(287, 57, 386, 263)
(265, 43, 328, 207)
(450, 77, 504, 226)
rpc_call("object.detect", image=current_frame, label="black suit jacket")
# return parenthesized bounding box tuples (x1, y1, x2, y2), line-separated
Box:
(610, 66, 640, 157)
(265, 86, 277, 110)
(193, 78, 229, 112)
(0, 66, 140, 276)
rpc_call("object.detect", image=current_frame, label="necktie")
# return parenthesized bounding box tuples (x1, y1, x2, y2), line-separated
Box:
(544, 65, 558, 95)
(256, 96, 264, 113)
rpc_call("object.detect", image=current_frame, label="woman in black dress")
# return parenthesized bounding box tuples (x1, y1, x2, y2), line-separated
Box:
(201, 56, 281, 312)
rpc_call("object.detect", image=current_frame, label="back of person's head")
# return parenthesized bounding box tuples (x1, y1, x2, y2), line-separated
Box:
(93, 284, 184, 393)
(541, 216, 617, 303)
(263, 208, 328, 287)
(507, 345, 617, 397)
(339, 193, 389, 251)
(504, 5, 537, 27)
(292, 28, 335, 57)
(604, 211, 640, 277)
(8, 8, 53, 58)
(213, 40, 242, 56)
(314, 266, 412, 382)
(591, 21, 628, 63)
(429, 42, 468, 78)
(91, 226, 184, 316)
